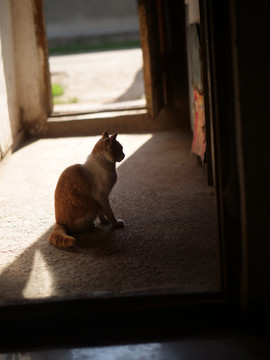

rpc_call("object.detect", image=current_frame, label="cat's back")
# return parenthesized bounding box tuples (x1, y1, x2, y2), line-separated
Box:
(54, 163, 98, 229)
(55, 164, 93, 198)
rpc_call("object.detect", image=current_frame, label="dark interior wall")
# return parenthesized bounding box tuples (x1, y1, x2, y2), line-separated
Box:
(201, 0, 243, 304)
(203, 0, 270, 314)
(231, 0, 270, 314)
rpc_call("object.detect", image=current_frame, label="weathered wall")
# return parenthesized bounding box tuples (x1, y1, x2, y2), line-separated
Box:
(0, 0, 51, 159)
(231, 0, 270, 314)
(11, 0, 51, 135)
(0, 0, 20, 159)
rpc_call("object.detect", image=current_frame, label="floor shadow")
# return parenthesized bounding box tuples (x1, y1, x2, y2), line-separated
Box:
(74, 224, 127, 256)
(0, 224, 127, 302)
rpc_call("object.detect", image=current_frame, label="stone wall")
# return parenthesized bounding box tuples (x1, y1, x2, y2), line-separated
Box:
(44, 0, 140, 40)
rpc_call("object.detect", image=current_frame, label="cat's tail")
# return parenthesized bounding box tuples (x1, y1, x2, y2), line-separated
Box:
(48, 223, 76, 248)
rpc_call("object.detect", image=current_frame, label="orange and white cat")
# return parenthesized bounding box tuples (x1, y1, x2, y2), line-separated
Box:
(48, 131, 125, 248)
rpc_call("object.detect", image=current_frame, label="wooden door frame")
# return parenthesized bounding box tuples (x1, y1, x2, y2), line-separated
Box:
(138, 0, 164, 119)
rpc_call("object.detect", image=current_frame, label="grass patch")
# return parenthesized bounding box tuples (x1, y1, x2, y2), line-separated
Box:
(48, 39, 141, 56)
(68, 97, 78, 103)
(51, 83, 64, 97)
(51, 83, 78, 104)
(53, 97, 78, 105)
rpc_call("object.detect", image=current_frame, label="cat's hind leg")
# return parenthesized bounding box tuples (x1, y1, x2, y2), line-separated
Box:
(71, 215, 96, 233)
(48, 224, 76, 248)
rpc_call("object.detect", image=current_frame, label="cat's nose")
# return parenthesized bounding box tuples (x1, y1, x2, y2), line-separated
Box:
(118, 153, 125, 162)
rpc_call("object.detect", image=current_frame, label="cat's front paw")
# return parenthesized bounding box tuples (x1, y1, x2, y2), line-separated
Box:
(113, 219, 125, 227)
(98, 214, 110, 225)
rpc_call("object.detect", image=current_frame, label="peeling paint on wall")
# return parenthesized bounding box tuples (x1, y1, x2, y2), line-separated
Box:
(191, 89, 206, 160)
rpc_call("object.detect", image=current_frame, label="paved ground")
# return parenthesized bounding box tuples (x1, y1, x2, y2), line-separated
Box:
(49, 48, 145, 113)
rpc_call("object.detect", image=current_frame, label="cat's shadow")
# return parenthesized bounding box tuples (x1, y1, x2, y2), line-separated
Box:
(0, 224, 128, 301)
(72, 223, 126, 257)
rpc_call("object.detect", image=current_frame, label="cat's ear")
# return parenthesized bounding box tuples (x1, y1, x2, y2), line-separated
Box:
(102, 131, 109, 139)
(110, 133, 118, 142)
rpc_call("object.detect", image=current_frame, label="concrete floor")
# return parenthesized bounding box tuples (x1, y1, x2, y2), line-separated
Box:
(0, 129, 220, 303)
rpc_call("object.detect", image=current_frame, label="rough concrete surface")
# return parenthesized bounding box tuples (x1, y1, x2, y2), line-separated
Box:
(0, 130, 220, 304)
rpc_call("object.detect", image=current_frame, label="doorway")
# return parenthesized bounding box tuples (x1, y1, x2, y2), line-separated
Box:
(43, 0, 146, 115)
(0, 0, 221, 325)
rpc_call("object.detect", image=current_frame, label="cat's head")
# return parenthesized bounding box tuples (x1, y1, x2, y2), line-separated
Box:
(93, 131, 125, 163)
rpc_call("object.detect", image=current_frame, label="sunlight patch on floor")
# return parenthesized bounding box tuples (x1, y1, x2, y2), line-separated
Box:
(22, 249, 54, 299)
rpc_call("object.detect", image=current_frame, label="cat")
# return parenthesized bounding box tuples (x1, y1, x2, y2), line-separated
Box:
(48, 131, 125, 248)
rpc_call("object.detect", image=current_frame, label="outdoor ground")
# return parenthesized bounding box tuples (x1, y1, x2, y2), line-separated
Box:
(49, 47, 145, 113)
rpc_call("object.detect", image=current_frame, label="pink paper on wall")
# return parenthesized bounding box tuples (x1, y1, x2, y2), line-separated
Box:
(191, 89, 206, 161)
